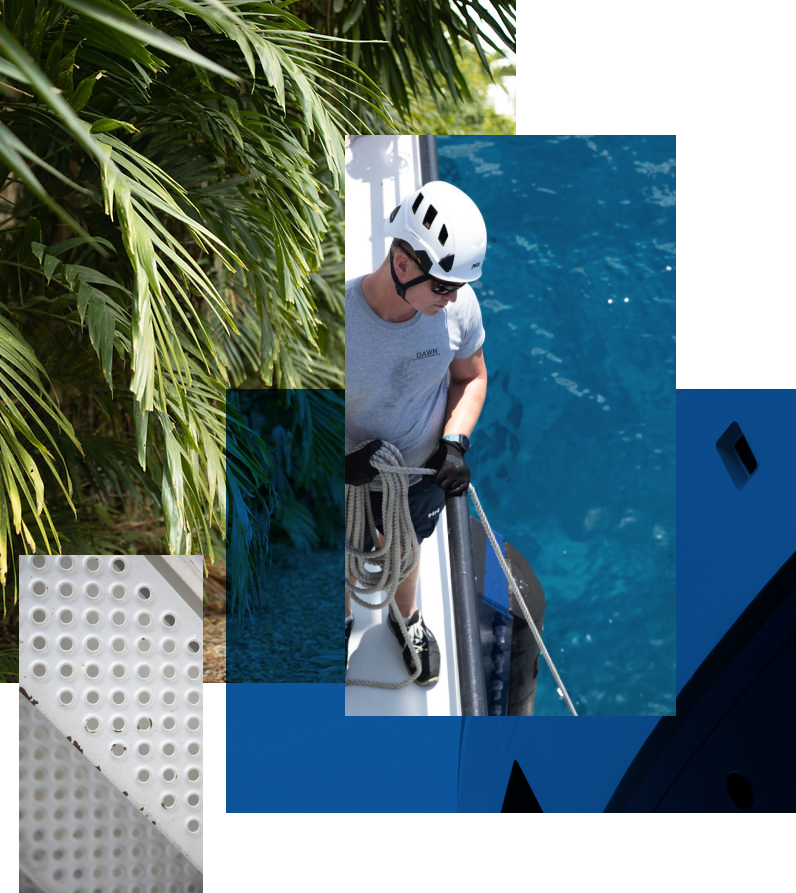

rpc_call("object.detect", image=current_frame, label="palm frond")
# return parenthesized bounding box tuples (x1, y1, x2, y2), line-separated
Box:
(0, 0, 379, 609)
(0, 313, 77, 597)
(227, 388, 343, 620)
(295, 0, 515, 126)
(0, 643, 18, 682)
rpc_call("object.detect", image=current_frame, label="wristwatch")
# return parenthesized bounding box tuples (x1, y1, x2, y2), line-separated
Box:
(443, 434, 471, 453)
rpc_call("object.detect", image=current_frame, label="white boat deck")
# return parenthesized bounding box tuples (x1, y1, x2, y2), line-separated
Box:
(345, 136, 461, 716)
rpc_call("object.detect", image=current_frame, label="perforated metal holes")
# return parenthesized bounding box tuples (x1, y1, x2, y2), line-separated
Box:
(19, 554, 203, 871)
(19, 693, 202, 892)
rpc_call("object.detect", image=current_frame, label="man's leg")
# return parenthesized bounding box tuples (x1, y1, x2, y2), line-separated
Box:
(346, 521, 424, 619)
(371, 530, 421, 620)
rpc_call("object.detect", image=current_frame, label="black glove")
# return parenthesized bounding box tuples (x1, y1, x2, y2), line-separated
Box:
(422, 439, 470, 497)
(345, 440, 383, 486)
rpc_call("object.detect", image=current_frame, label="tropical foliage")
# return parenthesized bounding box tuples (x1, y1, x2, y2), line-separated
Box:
(0, 0, 516, 643)
(294, 0, 516, 128)
(0, 643, 17, 681)
(227, 388, 343, 621)
(407, 48, 515, 134)
(0, 0, 377, 613)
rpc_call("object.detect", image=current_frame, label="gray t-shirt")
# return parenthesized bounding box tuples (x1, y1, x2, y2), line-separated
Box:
(345, 275, 485, 489)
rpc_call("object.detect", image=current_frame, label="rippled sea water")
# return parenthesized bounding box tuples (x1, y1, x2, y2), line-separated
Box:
(438, 135, 676, 716)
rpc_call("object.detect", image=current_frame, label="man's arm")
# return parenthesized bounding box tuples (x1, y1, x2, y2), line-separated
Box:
(444, 347, 488, 437)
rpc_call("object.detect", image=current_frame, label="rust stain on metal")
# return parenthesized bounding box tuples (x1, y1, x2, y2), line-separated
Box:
(71, 738, 84, 755)
(95, 765, 101, 772)
(19, 687, 38, 706)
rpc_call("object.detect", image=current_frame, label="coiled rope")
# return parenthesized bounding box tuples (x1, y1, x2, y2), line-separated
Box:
(345, 442, 433, 688)
(345, 442, 578, 715)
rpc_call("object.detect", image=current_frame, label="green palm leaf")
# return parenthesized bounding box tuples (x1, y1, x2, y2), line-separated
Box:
(298, 0, 515, 127)
(0, 0, 377, 614)
(227, 388, 343, 621)
(0, 313, 77, 603)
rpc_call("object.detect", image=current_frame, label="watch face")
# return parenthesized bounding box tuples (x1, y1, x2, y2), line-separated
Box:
(446, 435, 470, 452)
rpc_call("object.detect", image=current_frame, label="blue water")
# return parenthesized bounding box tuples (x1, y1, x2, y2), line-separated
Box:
(438, 135, 676, 716)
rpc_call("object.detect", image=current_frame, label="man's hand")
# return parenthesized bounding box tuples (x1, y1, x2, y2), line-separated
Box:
(345, 440, 383, 486)
(422, 439, 470, 497)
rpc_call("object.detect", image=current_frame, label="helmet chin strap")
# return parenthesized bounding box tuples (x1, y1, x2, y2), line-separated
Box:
(390, 253, 430, 303)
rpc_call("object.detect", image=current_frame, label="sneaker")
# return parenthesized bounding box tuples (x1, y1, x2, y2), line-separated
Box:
(387, 609, 441, 686)
(345, 616, 354, 670)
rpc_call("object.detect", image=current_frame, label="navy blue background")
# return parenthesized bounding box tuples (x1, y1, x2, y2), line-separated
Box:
(227, 392, 796, 812)
(226, 685, 461, 811)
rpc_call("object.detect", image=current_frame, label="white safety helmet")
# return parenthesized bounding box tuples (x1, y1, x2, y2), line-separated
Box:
(385, 181, 487, 284)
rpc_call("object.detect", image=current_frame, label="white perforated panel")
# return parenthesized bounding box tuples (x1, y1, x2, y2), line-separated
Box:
(19, 694, 203, 893)
(19, 556, 203, 871)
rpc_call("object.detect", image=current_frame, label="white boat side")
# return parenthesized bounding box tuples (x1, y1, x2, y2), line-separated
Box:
(345, 134, 461, 716)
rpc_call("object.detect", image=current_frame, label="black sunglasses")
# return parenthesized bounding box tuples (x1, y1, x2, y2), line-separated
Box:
(428, 275, 465, 296)
(395, 241, 465, 296)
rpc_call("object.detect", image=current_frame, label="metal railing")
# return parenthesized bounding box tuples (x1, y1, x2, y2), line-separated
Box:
(419, 134, 440, 184)
(446, 492, 488, 715)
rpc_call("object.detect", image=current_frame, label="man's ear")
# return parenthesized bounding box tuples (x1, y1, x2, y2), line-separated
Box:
(390, 250, 401, 274)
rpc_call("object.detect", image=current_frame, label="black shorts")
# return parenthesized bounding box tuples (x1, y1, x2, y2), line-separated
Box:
(362, 481, 447, 552)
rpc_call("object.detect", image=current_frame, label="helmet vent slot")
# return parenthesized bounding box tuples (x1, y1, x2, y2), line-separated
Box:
(412, 193, 424, 214)
(438, 225, 448, 246)
(423, 206, 438, 229)
(389, 205, 401, 223)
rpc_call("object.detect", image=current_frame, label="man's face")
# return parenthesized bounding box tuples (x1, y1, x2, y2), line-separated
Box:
(393, 250, 462, 316)
(406, 278, 460, 316)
